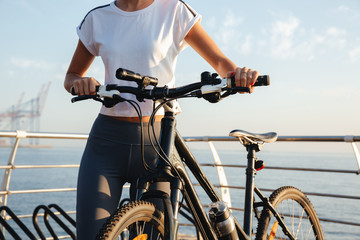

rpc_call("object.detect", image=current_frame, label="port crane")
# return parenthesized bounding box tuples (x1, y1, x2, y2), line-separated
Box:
(0, 82, 51, 145)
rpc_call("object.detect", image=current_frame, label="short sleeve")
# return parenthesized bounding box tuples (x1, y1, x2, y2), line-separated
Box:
(76, 13, 99, 56)
(175, 1, 202, 52)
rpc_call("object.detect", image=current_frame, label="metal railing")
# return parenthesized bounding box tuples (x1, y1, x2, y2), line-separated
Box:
(0, 130, 359, 239)
(184, 135, 360, 175)
(184, 134, 360, 230)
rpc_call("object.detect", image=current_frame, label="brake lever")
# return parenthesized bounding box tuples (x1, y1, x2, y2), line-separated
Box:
(200, 78, 229, 95)
(98, 85, 121, 98)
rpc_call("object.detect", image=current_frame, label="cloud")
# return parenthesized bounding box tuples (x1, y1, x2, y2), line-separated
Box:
(240, 35, 253, 55)
(321, 27, 347, 48)
(12, 0, 41, 16)
(336, 5, 360, 20)
(206, 8, 359, 62)
(271, 16, 300, 37)
(267, 16, 301, 58)
(222, 12, 243, 28)
(210, 12, 248, 53)
(349, 45, 360, 62)
(7, 70, 15, 78)
(260, 15, 351, 61)
(10, 57, 56, 70)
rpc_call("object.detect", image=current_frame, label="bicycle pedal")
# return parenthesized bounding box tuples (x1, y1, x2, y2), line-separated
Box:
(255, 160, 265, 171)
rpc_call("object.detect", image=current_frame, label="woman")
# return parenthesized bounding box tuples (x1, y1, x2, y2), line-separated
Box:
(64, 0, 258, 238)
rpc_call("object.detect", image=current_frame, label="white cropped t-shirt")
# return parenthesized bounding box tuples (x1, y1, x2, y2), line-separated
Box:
(77, 0, 201, 117)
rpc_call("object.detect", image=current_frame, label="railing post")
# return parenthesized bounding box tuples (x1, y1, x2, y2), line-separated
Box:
(0, 130, 27, 207)
(351, 143, 360, 175)
(345, 135, 360, 175)
(208, 141, 232, 207)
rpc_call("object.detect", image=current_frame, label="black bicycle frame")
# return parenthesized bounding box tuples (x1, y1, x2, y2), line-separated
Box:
(136, 108, 250, 240)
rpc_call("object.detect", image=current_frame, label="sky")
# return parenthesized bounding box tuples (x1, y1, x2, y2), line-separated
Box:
(0, 0, 359, 140)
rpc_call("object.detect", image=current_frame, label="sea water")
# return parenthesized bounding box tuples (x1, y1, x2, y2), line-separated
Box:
(0, 142, 359, 239)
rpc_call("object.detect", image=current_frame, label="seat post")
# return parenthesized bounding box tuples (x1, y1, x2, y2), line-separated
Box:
(243, 143, 259, 237)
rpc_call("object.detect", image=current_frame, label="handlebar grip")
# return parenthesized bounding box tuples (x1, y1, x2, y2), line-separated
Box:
(230, 75, 270, 87)
(253, 75, 270, 86)
(71, 95, 94, 103)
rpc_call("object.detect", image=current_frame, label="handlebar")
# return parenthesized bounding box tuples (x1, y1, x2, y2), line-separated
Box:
(71, 68, 270, 105)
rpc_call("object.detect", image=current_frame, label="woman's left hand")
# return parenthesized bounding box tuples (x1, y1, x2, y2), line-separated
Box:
(228, 67, 259, 93)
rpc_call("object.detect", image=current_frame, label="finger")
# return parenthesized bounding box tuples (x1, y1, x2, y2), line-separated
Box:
(251, 70, 259, 86)
(73, 80, 84, 96)
(89, 77, 98, 95)
(235, 68, 242, 87)
(82, 78, 90, 95)
(240, 67, 248, 87)
(248, 71, 259, 93)
(77, 78, 88, 96)
(227, 71, 235, 78)
(247, 69, 253, 86)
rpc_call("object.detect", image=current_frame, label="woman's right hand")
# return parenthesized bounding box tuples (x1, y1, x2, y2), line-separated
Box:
(71, 76, 100, 96)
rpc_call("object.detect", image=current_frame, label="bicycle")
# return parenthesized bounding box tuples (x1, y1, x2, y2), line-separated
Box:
(71, 69, 324, 240)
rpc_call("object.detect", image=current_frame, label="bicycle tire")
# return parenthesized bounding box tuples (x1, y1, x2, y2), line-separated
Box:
(96, 200, 165, 240)
(255, 186, 324, 240)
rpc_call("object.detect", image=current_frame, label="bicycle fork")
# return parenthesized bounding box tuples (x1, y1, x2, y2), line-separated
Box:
(136, 109, 183, 240)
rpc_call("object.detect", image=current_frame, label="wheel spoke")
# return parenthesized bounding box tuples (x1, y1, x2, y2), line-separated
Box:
(255, 186, 324, 240)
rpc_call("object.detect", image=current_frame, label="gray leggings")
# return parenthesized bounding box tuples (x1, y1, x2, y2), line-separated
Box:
(76, 114, 169, 239)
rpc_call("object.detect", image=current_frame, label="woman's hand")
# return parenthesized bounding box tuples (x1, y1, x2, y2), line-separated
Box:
(228, 67, 259, 93)
(71, 76, 99, 96)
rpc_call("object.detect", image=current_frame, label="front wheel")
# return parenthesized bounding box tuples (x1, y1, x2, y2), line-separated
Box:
(96, 200, 165, 240)
(255, 186, 324, 240)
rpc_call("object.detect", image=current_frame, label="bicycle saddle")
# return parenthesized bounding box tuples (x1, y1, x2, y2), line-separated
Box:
(229, 129, 278, 144)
